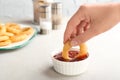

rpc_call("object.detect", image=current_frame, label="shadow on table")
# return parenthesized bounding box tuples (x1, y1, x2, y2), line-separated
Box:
(0, 49, 19, 54)
(16, 19, 34, 25)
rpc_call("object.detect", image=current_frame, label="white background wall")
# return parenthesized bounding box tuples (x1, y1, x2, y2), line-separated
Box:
(0, 0, 120, 19)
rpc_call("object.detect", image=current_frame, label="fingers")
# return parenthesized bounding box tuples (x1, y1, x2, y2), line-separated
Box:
(70, 19, 90, 46)
(70, 28, 77, 39)
(76, 20, 90, 35)
(84, 22, 90, 31)
(64, 19, 90, 45)
(67, 20, 89, 43)
(71, 29, 94, 46)
(64, 10, 85, 44)
(69, 20, 90, 45)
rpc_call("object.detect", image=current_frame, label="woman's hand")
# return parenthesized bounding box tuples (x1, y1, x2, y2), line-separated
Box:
(64, 3, 120, 46)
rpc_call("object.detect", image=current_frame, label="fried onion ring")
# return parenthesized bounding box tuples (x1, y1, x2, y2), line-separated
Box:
(10, 34, 28, 42)
(21, 27, 34, 35)
(0, 36, 9, 42)
(2, 32, 14, 37)
(74, 43, 87, 58)
(6, 23, 21, 34)
(6, 27, 21, 34)
(0, 25, 6, 35)
(0, 39, 11, 46)
(62, 41, 87, 60)
(5, 23, 21, 29)
(62, 41, 72, 60)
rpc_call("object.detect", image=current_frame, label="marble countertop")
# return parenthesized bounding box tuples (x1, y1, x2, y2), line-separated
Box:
(0, 17, 120, 80)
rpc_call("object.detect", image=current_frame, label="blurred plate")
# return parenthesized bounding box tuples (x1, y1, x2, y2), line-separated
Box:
(0, 24, 37, 50)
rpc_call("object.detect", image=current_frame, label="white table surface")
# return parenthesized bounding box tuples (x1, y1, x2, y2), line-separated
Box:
(0, 17, 120, 80)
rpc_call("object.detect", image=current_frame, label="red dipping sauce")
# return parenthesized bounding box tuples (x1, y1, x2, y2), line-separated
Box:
(54, 50, 89, 62)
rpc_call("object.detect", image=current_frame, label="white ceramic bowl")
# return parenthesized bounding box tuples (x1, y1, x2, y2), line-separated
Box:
(51, 49, 90, 76)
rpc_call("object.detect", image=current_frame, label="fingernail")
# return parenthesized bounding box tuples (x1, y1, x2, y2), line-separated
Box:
(71, 40, 79, 46)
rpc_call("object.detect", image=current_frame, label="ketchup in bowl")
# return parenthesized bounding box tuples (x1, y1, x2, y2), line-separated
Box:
(54, 50, 89, 62)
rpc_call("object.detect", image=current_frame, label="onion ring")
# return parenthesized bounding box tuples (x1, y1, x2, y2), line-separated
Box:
(74, 43, 87, 58)
(6, 23, 21, 34)
(2, 32, 14, 37)
(6, 27, 21, 35)
(5, 23, 21, 29)
(0, 39, 11, 46)
(62, 41, 72, 60)
(62, 41, 88, 60)
(21, 27, 34, 35)
(0, 36, 9, 42)
(10, 34, 28, 42)
(0, 25, 6, 35)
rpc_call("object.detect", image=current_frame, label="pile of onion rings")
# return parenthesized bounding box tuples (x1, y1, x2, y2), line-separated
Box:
(0, 23, 34, 47)
(62, 41, 88, 60)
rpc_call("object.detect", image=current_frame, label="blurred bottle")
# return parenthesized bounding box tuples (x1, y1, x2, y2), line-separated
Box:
(39, 3, 52, 34)
(51, 2, 62, 30)
(33, 0, 53, 24)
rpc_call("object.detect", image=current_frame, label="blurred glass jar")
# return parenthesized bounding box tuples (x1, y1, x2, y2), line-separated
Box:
(33, 0, 45, 24)
(51, 2, 62, 30)
(33, 0, 53, 24)
(39, 3, 52, 34)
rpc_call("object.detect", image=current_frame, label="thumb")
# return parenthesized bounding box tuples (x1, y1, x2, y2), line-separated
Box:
(71, 29, 94, 46)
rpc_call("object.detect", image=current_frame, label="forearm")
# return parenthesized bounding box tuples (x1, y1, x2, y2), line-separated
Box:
(111, 3, 120, 22)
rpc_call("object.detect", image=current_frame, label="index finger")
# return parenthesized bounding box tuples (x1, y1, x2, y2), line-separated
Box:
(64, 10, 85, 44)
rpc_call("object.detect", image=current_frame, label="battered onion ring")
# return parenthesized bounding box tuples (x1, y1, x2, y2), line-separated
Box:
(0, 25, 6, 35)
(5, 23, 21, 29)
(6, 27, 21, 34)
(6, 23, 21, 34)
(22, 27, 34, 35)
(2, 32, 14, 37)
(74, 43, 87, 58)
(62, 41, 87, 60)
(0, 39, 11, 46)
(10, 34, 28, 42)
(62, 41, 72, 60)
(0, 36, 9, 42)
